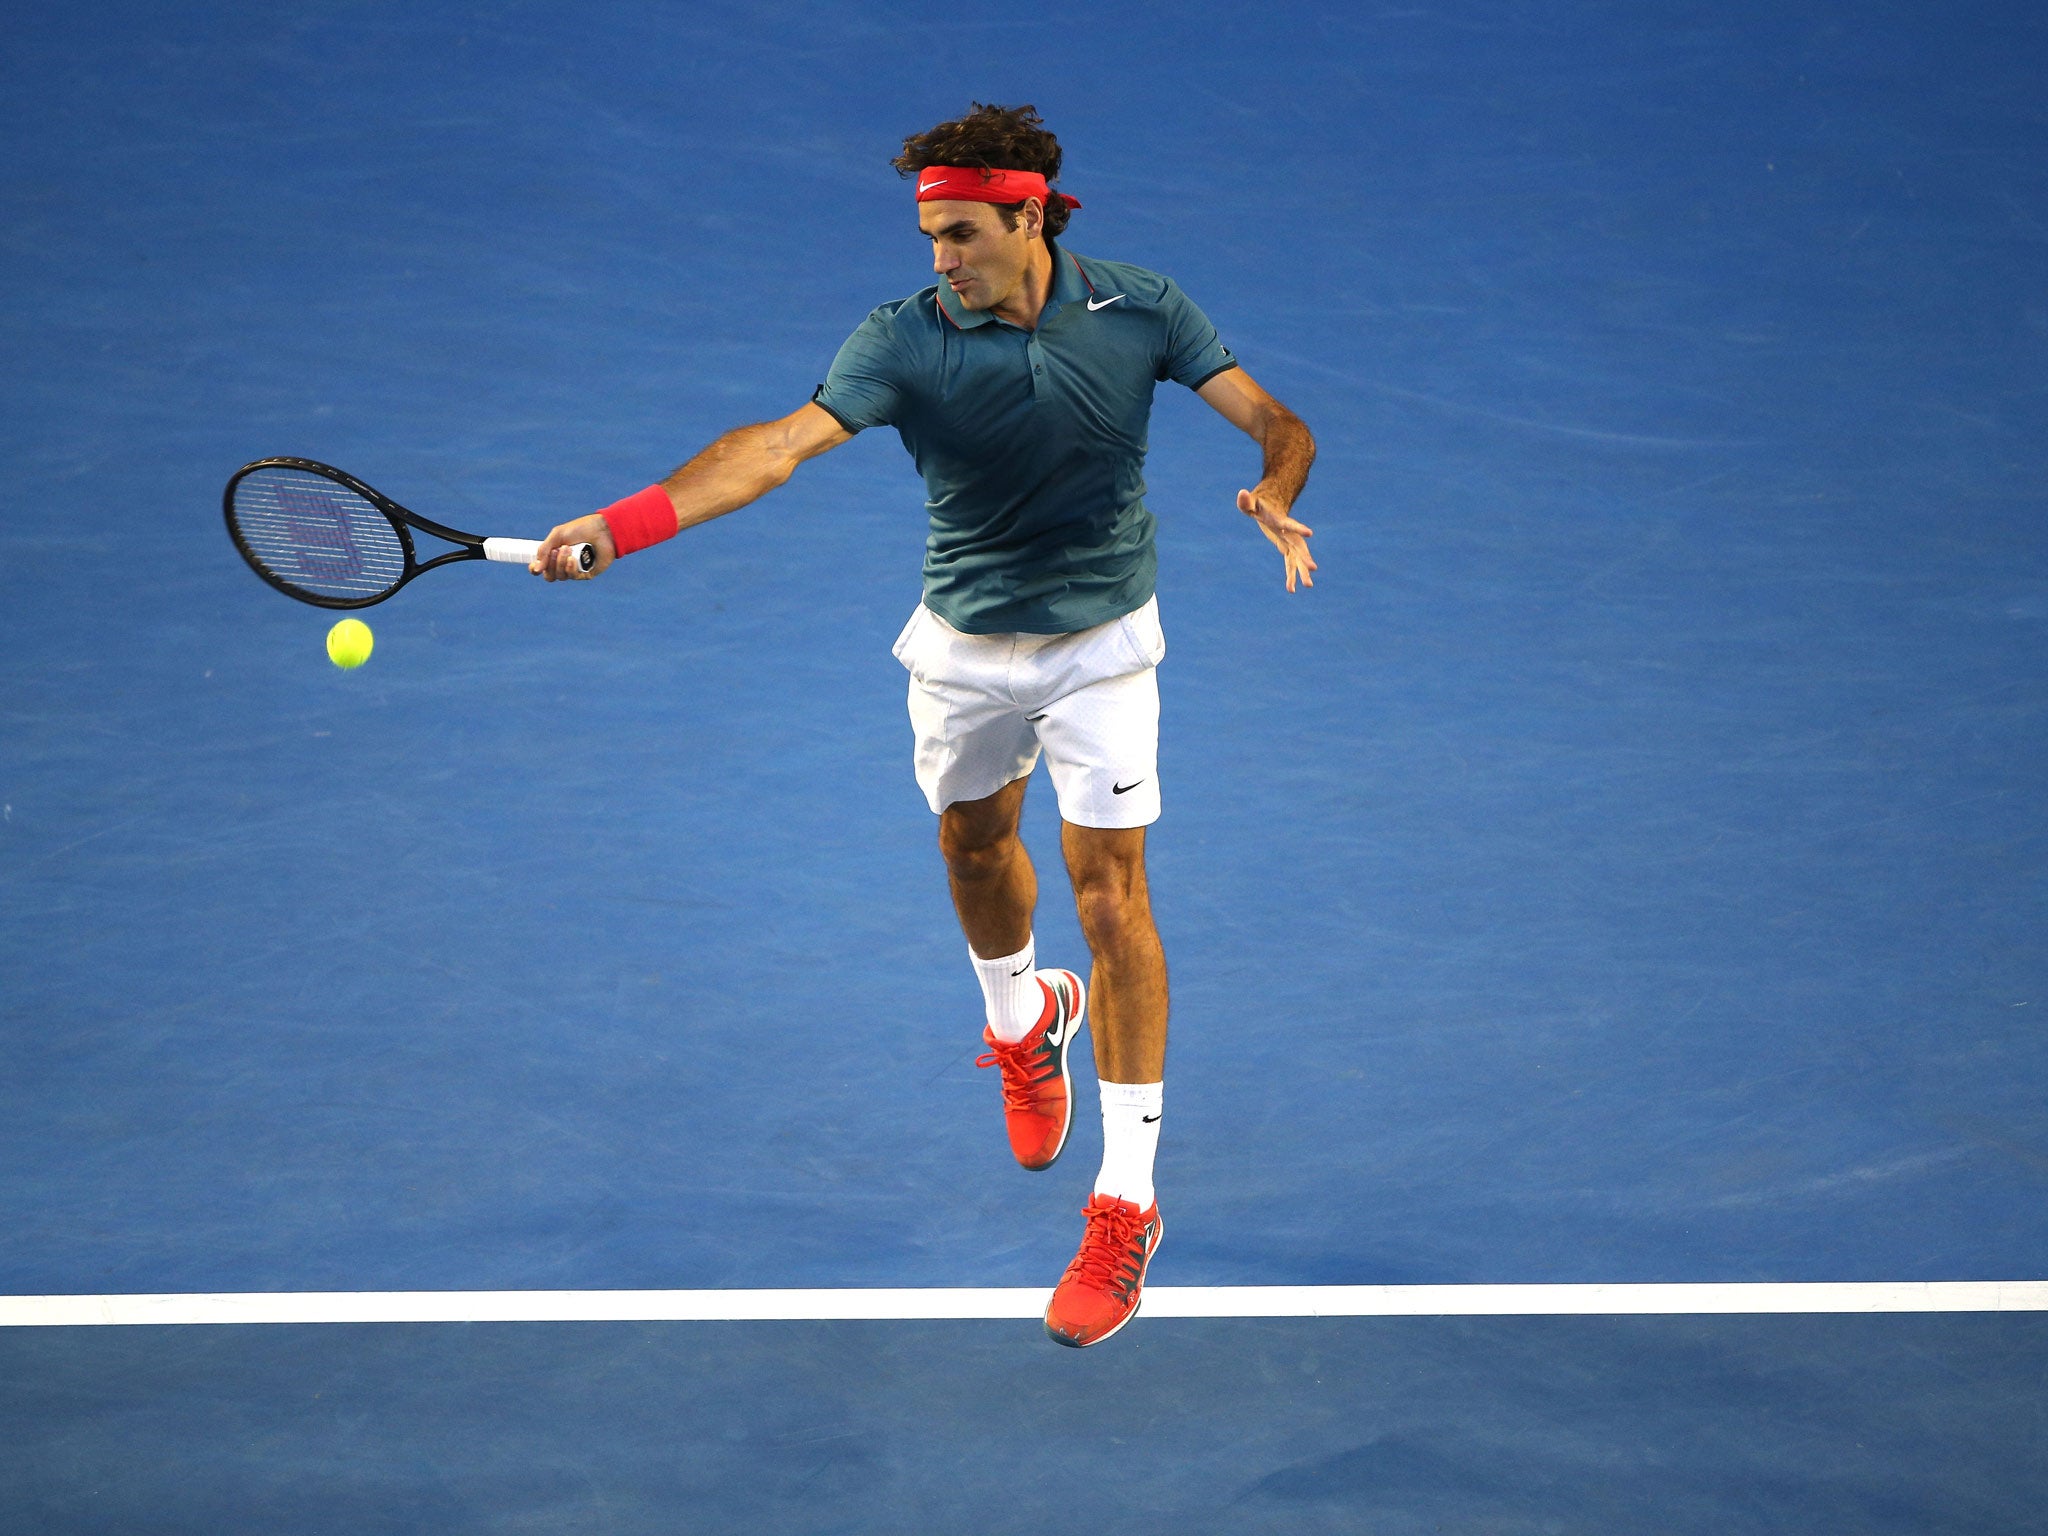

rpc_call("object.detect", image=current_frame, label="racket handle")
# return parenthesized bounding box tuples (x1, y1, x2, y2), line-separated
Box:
(484, 538, 596, 572)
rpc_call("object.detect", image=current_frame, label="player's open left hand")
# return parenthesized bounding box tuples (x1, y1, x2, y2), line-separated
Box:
(531, 514, 618, 581)
(1238, 487, 1316, 592)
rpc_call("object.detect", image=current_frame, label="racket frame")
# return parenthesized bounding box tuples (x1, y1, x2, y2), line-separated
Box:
(224, 456, 574, 609)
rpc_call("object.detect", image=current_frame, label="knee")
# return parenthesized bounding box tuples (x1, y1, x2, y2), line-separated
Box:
(1071, 860, 1148, 949)
(939, 818, 1015, 882)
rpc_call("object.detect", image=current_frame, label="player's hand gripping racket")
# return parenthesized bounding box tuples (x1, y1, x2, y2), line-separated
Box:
(223, 457, 593, 609)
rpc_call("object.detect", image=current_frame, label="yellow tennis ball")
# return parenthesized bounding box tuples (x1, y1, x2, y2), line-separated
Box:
(326, 618, 374, 669)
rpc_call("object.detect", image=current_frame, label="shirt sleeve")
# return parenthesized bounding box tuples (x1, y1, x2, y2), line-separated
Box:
(1156, 279, 1238, 390)
(812, 309, 905, 433)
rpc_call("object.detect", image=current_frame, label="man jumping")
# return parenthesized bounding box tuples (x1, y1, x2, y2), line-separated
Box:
(532, 103, 1315, 1347)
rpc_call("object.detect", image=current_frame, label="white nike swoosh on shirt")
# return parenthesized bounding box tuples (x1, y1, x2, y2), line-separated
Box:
(1087, 295, 1126, 310)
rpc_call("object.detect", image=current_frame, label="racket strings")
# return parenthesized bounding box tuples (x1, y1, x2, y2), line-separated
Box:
(231, 468, 407, 600)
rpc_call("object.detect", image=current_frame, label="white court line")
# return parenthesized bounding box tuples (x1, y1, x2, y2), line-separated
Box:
(3, 1282, 2046, 1327)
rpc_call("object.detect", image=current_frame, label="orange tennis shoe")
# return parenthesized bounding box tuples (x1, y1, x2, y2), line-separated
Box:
(1044, 1193, 1164, 1348)
(976, 969, 1085, 1171)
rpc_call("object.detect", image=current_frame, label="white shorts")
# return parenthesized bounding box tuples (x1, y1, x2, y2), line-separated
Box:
(892, 597, 1166, 828)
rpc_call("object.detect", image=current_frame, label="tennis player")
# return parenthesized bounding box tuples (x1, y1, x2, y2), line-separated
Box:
(533, 103, 1315, 1347)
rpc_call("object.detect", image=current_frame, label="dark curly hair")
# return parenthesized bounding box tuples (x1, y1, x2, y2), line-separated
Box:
(893, 102, 1072, 237)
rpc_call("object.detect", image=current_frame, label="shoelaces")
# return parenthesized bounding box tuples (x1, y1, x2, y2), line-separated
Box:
(1064, 1195, 1148, 1296)
(976, 1031, 1054, 1112)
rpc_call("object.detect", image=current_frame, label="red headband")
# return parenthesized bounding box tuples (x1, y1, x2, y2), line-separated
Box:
(913, 165, 1081, 212)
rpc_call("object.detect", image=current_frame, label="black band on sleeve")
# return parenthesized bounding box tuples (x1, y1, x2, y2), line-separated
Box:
(810, 384, 865, 435)
(1186, 359, 1241, 392)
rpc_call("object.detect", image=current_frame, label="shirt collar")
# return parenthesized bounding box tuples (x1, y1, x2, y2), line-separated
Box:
(936, 237, 1089, 331)
(1041, 237, 1092, 322)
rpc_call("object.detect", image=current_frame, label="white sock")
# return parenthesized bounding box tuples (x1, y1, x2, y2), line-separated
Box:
(972, 938, 1045, 1043)
(1094, 1080, 1163, 1210)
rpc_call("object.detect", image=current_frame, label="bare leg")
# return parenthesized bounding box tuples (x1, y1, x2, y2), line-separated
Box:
(1060, 823, 1168, 1083)
(938, 777, 1036, 957)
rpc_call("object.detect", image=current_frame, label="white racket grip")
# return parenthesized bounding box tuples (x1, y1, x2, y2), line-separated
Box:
(484, 538, 595, 572)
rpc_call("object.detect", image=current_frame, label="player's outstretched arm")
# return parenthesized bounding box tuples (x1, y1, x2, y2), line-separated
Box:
(1196, 368, 1318, 592)
(531, 402, 854, 580)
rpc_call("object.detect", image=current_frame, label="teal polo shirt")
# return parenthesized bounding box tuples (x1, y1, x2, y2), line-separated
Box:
(812, 237, 1237, 634)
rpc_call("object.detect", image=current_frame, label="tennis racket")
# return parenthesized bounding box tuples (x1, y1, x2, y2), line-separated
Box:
(223, 457, 593, 609)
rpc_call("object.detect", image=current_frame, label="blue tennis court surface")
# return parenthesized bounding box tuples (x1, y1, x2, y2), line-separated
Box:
(3, 0, 2045, 1528)
(5, 1317, 2043, 1533)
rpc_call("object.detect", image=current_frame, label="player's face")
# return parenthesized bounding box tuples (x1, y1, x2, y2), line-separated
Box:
(919, 200, 1036, 312)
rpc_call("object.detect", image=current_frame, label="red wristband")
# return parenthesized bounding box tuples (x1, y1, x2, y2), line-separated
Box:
(597, 485, 676, 556)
